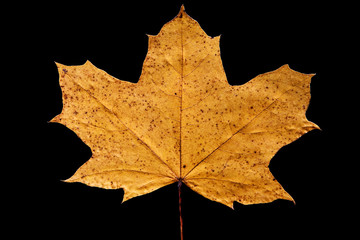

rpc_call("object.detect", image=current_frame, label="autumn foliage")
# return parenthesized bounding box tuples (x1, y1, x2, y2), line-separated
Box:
(51, 6, 318, 210)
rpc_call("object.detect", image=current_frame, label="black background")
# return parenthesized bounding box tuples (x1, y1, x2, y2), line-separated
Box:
(14, 0, 353, 239)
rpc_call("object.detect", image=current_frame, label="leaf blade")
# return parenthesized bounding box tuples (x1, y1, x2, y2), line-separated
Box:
(52, 7, 319, 208)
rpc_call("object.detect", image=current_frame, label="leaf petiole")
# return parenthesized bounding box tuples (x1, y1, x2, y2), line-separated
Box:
(178, 179, 183, 240)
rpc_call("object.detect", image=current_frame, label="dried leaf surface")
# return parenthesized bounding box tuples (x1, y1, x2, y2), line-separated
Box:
(51, 6, 319, 208)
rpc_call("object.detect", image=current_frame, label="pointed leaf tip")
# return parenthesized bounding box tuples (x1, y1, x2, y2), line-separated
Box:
(180, 4, 185, 12)
(280, 64, 291, 70)
(49, 115, 61, 123)
(177, 4, 186, 18)
(62, 176, 77, 183)
(54, 61, 64, 68)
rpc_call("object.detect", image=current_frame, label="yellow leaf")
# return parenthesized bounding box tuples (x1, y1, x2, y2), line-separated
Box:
(51, 6, 319, 208)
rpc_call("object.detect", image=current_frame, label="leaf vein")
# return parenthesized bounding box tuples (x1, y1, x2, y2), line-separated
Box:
(183, 53, 210, 78)
(68, 169, 175, 182)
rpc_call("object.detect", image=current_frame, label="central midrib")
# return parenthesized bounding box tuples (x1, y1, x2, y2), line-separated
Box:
(179, 13, 184, 179)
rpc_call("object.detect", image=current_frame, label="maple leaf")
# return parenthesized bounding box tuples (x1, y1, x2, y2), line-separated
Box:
(51, 6, 319, 209)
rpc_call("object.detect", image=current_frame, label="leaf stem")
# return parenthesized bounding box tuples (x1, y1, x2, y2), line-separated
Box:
(178, 179, 183, 240)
